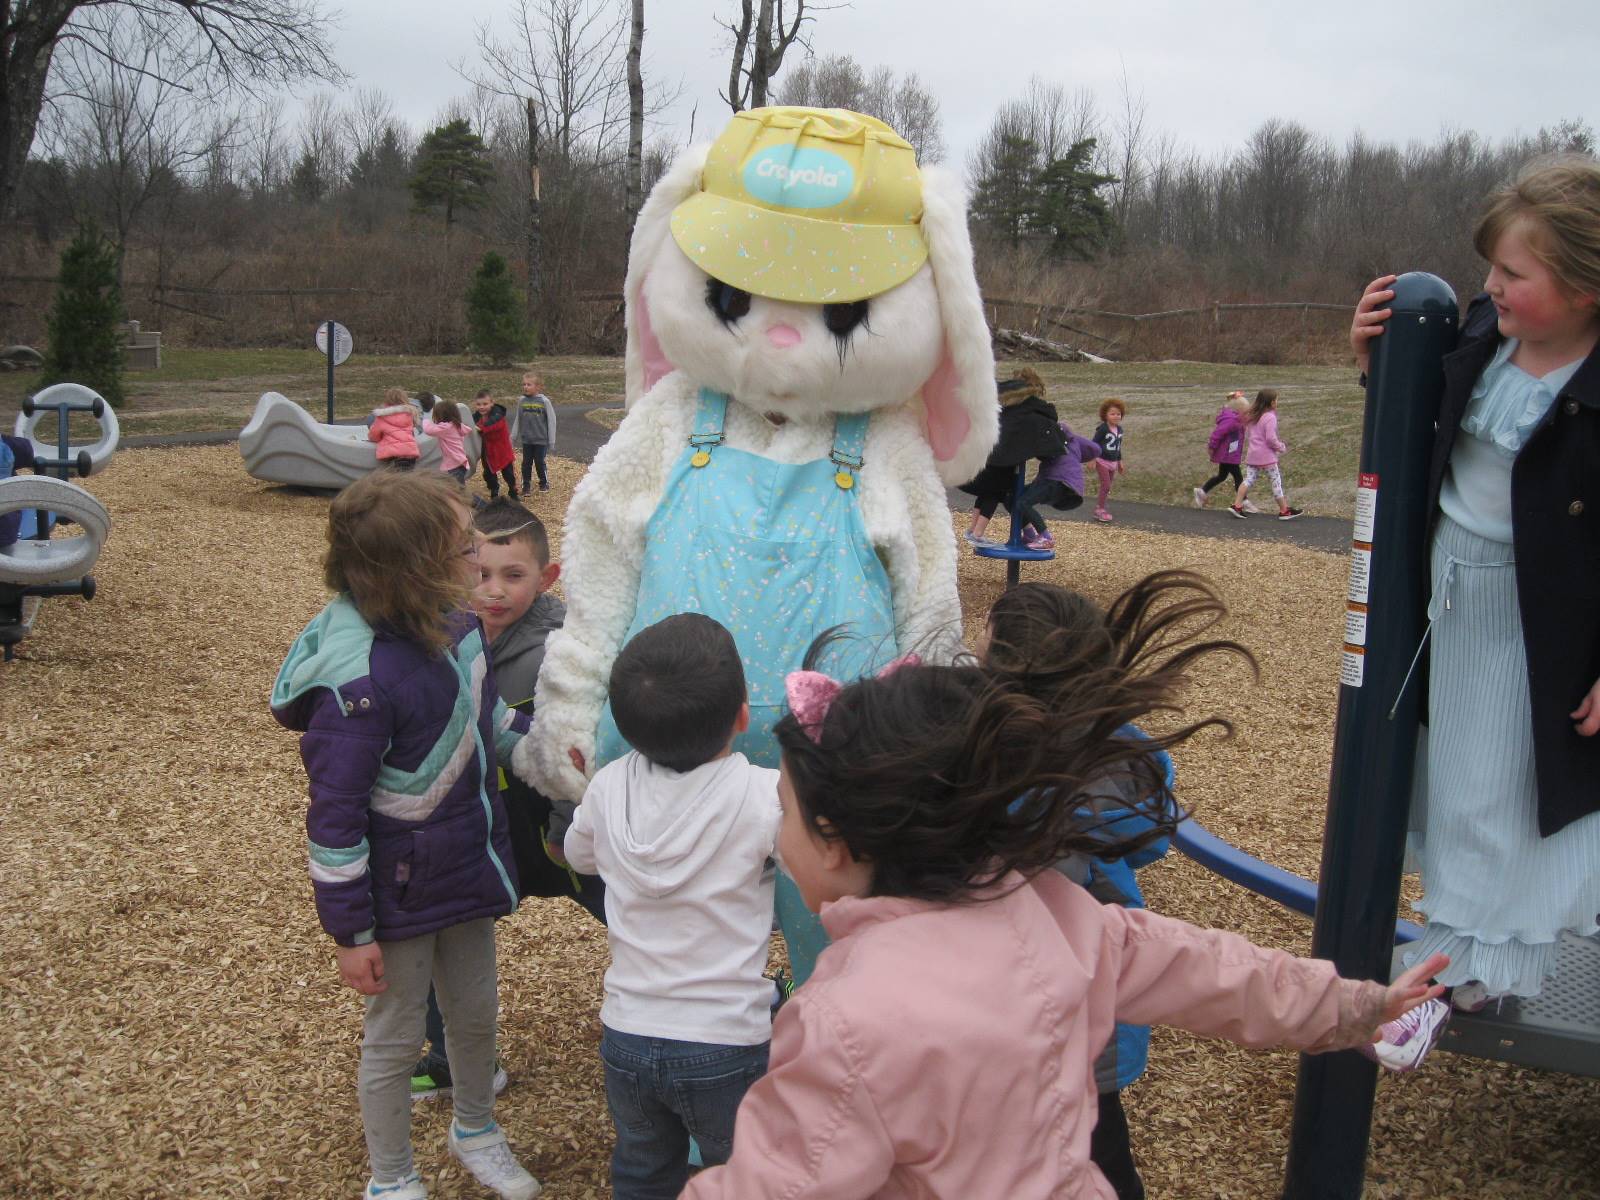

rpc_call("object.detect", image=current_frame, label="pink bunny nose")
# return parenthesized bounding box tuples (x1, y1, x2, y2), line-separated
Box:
(766, 323, 802, 349)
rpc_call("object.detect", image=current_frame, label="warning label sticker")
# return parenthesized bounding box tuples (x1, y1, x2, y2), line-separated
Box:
(1354, 474, 1379, 543)
(1346, 547, 1371, 604)
(1344, 604, 1369, 647)
(1340, 646, 1365, 688)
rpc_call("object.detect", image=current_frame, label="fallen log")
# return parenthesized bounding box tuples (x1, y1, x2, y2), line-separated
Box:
(993, 327, 1113, 364)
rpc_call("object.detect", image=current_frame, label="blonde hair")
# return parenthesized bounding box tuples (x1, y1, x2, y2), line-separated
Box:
(323, 471, 471, 655)
(1475, 156, 1600, 305)
(383, 386, 409, 406)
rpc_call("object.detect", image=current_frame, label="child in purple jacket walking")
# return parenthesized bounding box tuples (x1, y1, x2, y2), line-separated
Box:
(272, 470, 541, 1200)
(1192, 390, 1255, 510)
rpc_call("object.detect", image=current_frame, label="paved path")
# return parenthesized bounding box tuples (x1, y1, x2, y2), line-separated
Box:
(130, 404, 1351, 554)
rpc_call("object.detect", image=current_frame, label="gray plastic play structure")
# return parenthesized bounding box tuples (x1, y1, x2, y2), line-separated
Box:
(239, 392, 487, 489)
(1, 383, 119, 659)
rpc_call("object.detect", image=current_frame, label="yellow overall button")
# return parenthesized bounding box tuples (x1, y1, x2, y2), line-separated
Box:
(691, 450, 711, 468)
(834, 471, 855, 489)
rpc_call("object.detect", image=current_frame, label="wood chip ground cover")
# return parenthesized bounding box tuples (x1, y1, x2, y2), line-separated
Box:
(2, 446, 1595, 1199)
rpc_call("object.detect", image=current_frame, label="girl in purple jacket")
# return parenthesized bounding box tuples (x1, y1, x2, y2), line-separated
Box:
(1017, 422, 1101, 551)
(1230, 389, 1304, 520)
(1192, 390, 1253, 510)
(272, 470, 541, 1200)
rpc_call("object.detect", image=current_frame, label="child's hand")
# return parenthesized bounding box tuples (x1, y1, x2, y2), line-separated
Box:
(1377, 952, 1448, 1025)
(1351, 274, 1398, 375)
(1571, 674, 1600, 736)
(1117, 462, 1126, 476)
(568, 747, 587, 775)
(545, 839, 568, 867)
(335, 943, 386, 995)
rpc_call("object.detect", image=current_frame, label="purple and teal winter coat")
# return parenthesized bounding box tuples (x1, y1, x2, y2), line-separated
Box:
(272, 597, 530, 947)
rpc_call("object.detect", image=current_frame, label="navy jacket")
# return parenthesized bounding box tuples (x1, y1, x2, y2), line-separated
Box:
(1424, 293, 1600, 836)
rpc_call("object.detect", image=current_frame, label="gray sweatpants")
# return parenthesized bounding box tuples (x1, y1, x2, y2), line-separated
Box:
(358, 918, 498, 1181)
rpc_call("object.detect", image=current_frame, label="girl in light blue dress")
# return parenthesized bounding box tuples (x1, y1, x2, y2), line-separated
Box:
(1350, 158, 1600, 1012)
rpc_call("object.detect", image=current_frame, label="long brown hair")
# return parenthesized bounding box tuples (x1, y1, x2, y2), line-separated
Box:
(323, 470, 472, 655)
(1246, 388, 1277, 426)
(775, 572, 1254, 903)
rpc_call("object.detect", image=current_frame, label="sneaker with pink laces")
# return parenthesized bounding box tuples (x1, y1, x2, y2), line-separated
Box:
(1360, 998, 1450, 1072)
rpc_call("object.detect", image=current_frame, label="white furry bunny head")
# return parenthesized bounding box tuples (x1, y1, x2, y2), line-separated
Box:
(624, 108, 998, 485)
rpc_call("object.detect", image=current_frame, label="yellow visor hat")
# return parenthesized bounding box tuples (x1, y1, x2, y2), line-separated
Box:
(670, 106, 928, 304)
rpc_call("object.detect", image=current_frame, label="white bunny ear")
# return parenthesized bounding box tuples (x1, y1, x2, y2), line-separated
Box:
(624, 143, 709, 409)
(914, 164, 998, 486)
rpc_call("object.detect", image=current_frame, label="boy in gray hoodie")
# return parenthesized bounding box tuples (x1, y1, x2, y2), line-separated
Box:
(564, 613, 780, 1199)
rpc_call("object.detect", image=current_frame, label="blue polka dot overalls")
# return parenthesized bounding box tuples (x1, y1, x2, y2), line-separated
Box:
(594, 388, 899, 982)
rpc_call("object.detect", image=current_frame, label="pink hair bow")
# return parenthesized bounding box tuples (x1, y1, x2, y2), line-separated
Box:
(785, 653, 921, 745)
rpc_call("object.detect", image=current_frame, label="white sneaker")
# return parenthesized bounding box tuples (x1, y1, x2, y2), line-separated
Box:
(365, 1172, 427, 1200)
(448, 1122, 541, 1199)
(1360, 998, 1450, 1072)
(1240, 499, 1261, 514)
(1192, 486, 1207, 508)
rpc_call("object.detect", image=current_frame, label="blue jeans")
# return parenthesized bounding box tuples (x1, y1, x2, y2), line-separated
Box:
(600, 1026, 769, 1200)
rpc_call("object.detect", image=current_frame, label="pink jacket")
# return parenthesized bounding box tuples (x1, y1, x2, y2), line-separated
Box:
(368, 405, 419, 461)
(1244, 409, 1287, 467)
(422, 416, 468, 471)
(685, 872, 1385, 1200)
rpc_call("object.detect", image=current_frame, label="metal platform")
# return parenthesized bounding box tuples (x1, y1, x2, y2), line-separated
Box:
(1393, 932, 1600, 1077)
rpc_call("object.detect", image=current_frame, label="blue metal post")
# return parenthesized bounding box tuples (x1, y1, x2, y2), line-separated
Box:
(1281, 273, 1458, 1198)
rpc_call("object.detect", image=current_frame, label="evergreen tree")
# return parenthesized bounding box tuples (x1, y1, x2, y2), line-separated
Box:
(410, 119, 494, 226)
(41, 225, 125, 407)
(466, 252, 534, 365)
(1031, 139, 1118, 260)
(971, 133, 1041, 248)
(351, 126, 411, 193)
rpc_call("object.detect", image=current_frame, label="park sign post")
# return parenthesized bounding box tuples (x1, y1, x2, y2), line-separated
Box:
(315, 320, 353, 423)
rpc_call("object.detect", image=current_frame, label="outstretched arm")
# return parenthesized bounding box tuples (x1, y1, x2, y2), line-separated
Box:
(516, 379, 692, 805)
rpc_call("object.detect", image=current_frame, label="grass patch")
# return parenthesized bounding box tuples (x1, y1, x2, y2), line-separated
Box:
(1, 351, 1367, 515)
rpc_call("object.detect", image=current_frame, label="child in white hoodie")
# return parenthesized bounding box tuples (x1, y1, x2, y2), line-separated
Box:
(562, 613, 779, 1200)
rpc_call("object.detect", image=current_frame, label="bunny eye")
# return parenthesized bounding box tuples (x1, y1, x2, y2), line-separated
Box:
(823, 300, 870, 339)
(705, 278, 752, 326)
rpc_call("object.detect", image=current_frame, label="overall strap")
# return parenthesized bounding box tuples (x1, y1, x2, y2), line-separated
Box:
(688, 389, 728, 466)
(829, 411, 870, 490)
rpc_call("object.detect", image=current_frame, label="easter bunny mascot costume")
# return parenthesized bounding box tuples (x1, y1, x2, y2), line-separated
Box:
(519, 107, 997, 981)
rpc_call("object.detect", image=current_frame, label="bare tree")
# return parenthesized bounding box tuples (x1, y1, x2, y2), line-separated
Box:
(625, 0, 644, 236)
(241, 98, 290, 198)
(38, 11, 229, 279)
(721, 0, 830, 112)
(1, 0, 342, 225)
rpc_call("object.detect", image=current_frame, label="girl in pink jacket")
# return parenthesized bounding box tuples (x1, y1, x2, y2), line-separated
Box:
(684, 583, 1448, 1200)
(1230, 388, 1303, 520)
(421, 397, 470, 485)
(367, 386, 421, 470)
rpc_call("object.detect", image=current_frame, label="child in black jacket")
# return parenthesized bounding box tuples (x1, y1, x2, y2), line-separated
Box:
(959, 368, 1067, 545)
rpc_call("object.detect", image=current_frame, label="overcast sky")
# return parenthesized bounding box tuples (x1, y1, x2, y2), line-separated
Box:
(324, 0, 1598, 168)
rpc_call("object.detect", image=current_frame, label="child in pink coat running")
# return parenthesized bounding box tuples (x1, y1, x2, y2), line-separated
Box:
(683, 576, 1448, 1200)
(1230, 389, 1304, 520)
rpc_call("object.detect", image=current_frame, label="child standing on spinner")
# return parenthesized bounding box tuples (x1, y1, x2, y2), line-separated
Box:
(1351, 157, 1600, 1024)
(683, 581, 1448, 1199)
(1229, 389, 1303, 520)
(1091, 399, 1127, 522)
(1193, 391, 1252, 509)
(563, 613, 779, 1200)
(272, 471, 541, 1200)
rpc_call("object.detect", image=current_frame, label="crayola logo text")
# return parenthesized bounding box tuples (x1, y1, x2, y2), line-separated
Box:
(743, 147, 855, 209)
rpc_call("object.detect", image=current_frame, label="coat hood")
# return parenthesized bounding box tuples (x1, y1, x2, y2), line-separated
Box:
(598, 752, 770, 899)
(271, 596, 375, 729)
(489, 592, 566, 707)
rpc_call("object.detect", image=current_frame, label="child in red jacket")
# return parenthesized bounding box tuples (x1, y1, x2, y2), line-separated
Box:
(473, 390, 518, 500)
